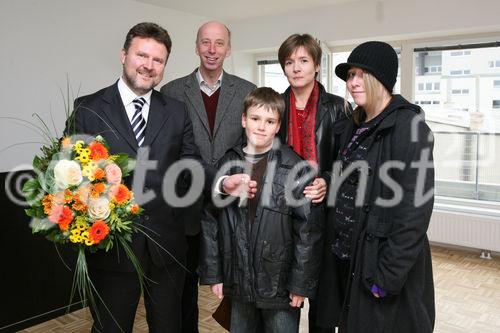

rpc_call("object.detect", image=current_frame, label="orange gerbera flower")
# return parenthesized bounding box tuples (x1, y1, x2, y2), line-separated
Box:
(89, 220, 110, 244)
(89, 141, 109, 161)
(93, 168, 106, 180)
(109, 184, 131, 205)
(48, 205, 74, 231)
(91, 182, 106, 198)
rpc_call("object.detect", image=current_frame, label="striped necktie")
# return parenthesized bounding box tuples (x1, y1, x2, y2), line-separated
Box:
(131, 97, 146, 147)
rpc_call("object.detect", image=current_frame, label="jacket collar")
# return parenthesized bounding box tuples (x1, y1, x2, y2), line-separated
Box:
(184, 69, 236, 137)
(101, 82, 170, 151)
(282, 81, 330, 132)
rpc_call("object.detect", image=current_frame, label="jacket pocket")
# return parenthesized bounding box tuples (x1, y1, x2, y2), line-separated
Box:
(362, 218, 392, 292)
(256, 241, 287, 298)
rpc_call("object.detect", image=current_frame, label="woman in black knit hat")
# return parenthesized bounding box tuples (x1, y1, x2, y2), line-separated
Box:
(315, 41, 436, 333)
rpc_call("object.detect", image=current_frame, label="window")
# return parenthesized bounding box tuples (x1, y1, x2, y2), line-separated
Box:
(423, 65, 442, 74)
(413, 42, 500, 202)
(451, 89, 469, 95)
(488, 60, 500, 68)
(450, 69, 471, 75)
(451, 50, 471, 56)
(257, 61, 288, 93)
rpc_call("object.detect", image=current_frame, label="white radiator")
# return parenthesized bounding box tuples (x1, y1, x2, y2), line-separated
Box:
(428, 208, 500, 252)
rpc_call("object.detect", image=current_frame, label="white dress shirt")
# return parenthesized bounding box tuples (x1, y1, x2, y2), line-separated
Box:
(118, 77, 152, 123)
(196, 69, 223, 96)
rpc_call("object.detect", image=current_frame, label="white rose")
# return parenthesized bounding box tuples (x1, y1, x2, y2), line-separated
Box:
(54, 160, 83, 189)
(88, 197, 111, 220)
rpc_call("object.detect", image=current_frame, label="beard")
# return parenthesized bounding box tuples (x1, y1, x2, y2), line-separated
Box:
(122, 66, 159, 95)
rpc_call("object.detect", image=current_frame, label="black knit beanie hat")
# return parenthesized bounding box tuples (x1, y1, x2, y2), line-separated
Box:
(335, 41, 398, 92)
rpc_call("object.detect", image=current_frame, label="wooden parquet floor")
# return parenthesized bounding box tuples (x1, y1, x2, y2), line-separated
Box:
(18, 245, 500, 332)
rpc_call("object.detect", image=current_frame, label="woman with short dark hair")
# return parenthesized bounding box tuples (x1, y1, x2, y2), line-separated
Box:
(277, 33, 348, 332)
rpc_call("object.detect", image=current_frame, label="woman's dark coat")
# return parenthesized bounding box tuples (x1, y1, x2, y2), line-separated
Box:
(279, 82, 348, 186)
(316, 95, 435, 333)
(199, 142, 324, 309)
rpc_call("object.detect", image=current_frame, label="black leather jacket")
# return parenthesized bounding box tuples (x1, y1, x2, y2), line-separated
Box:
(279, 82, 348, 185)
(199, 141, 324, 309)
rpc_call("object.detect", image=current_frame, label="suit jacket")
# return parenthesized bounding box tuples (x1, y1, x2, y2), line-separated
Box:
(69, 82, 203, 272)
(160, 70, 256, 234)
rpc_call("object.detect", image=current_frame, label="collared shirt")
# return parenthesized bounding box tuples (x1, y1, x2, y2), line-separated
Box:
(118, 77, 152, 123)
(196, 68, 223, 96)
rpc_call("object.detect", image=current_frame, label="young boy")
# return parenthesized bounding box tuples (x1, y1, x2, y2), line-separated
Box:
(199, 87, 323, 332)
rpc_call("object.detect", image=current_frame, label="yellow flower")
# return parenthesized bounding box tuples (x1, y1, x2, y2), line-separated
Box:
(72, 235, 83, 243)
(75, 148, 91, 164)
(71, 216, 89, 235)
(81, 230, 95, 246)
(82, 162, 97, 180)
(69, 234, 80, 243)
(74, 140, 84, 149)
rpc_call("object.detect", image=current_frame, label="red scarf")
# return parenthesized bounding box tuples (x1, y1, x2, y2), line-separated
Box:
(288, 81, 319, 167)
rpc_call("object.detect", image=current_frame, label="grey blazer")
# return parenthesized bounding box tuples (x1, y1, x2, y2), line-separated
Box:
(161, 70, 256, 166)
(160, 69, 256, 234)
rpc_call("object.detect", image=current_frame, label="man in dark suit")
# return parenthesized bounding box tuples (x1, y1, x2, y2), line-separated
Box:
(160, 21, 256, 332)
(68, 22, 203, 333)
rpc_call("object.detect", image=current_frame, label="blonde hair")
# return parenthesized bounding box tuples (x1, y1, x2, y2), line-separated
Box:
(344, 70, 390, 125)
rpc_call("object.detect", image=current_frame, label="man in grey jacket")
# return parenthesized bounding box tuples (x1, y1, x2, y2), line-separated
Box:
(160, 21, 256, 332)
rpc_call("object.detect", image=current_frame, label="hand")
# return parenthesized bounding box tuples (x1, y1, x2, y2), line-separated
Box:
(211, 283, 224, 299)
(289, 292, 305, 307)
(222, 174, 257, 199)
(370, 284, 386, 298)
(303, 177, 327, 203)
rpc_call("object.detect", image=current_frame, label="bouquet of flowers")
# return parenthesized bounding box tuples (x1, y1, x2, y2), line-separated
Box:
(22, 133, 144, 316)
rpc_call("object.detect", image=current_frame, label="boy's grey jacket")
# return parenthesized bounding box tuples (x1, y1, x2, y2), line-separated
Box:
(199, 141, 324, 309)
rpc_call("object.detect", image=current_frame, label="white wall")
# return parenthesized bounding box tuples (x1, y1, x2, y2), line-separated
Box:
(227, 0, 500, 81)
(0, 0, 212, 172)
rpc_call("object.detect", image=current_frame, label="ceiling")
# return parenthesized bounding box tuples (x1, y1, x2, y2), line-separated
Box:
(134, 0, 358, 21)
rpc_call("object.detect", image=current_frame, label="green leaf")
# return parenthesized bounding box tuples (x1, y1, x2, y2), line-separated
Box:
(30, 218, 56, 233)
(113, 154, 130, 174)
(25, 208, 36, 217)
(32, 155, 43, 171)
(22, 178, 40, 194)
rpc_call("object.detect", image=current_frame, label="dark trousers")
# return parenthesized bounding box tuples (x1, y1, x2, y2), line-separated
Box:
(181, 233, 200, 333)
(230, 299, 300, 333)
(309, 299, 334, 333)
(89, 249, 185, 333)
